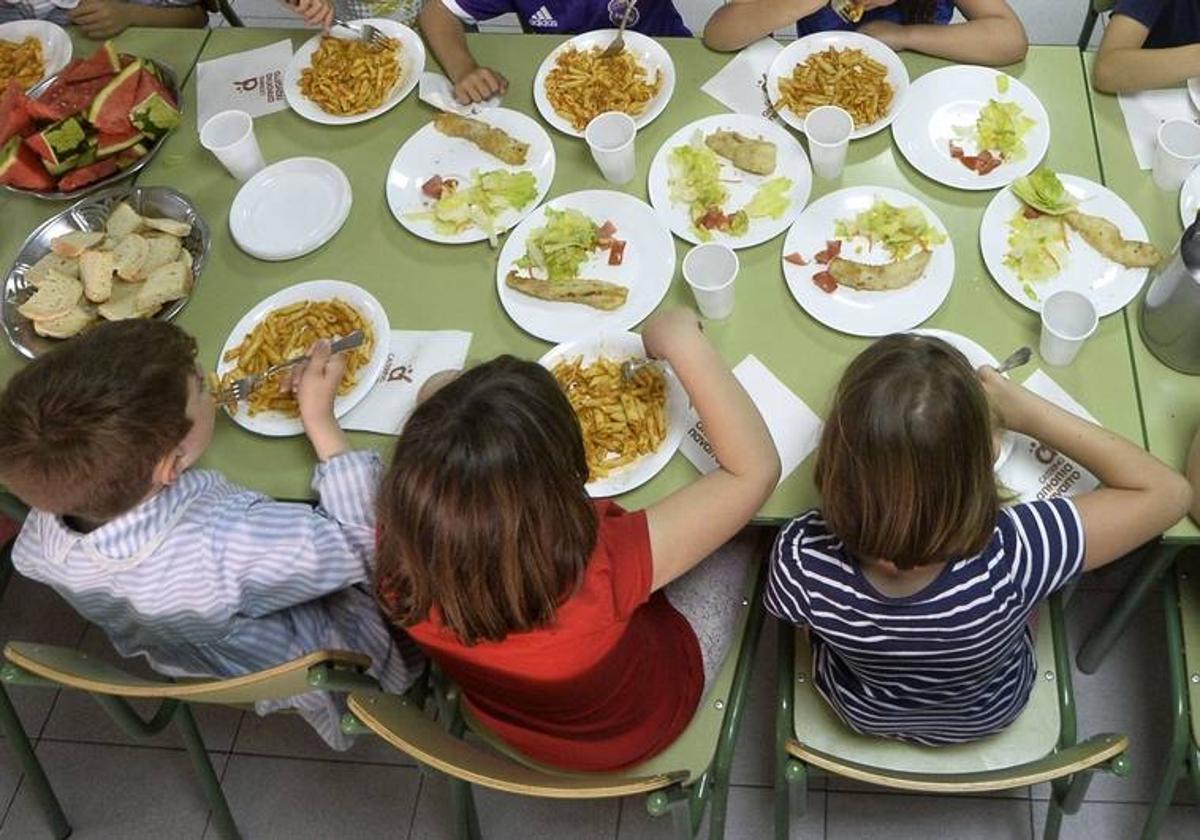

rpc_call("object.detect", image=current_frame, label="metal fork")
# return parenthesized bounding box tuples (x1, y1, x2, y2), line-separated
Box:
(621, 357, 659, 381)
(601, 1, 638, 59)
(332, 18, 390, 49)
(995, 346, 1032, 375)
(217, 330, 365, 406)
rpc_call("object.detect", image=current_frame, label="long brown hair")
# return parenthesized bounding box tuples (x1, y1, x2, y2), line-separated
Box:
(814, 334, 999, 570)
(375, 356, 598, 645)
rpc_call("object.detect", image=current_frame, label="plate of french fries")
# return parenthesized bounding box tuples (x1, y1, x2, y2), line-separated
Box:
(539, 331, 690, 498)
(214, 279, 390, 437)
(283, 18, 424, 126)
(532, 30, 675, 138)
(766, 31, 909, 140)
(0, 20, 71, 90)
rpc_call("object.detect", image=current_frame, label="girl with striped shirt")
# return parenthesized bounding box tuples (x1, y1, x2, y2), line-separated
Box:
(766, 334, 1190, 744)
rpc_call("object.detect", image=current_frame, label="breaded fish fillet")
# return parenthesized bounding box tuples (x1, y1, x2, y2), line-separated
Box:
(1064, 211, 1162, 268)
(505, 271, 628, 310)
(705, 130, 777, 176)
(434, 114, 529, 166)
(828, 250, 933, 291)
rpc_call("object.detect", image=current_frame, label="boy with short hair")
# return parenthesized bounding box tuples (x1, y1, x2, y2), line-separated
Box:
(1093, 0, 1200, 93)
(0, 319, 422, 749)
(1, 0, 207, 40)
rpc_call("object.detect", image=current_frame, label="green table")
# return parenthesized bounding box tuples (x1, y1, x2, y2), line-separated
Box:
(4, 35, 1145, 526)
(1076, 53, 1200, 673)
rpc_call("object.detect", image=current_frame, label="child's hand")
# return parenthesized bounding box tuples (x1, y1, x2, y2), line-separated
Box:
(978, 366, 1030, 433)
(68, 0, 132, 39)
(642, 307, 703, 361)
(453, 66, 508, 104)
(857, 20, 910, 52)
(283, 0, 334, 29)
(286, 340, 350, 461)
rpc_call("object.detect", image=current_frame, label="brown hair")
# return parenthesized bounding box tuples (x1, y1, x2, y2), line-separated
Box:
(0, 320, 197, 523)
(814, 334, 999, 570)
(375, 356, 598, 646)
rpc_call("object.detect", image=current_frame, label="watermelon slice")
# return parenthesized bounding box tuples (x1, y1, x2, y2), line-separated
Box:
(27, 75, 113, 122)
(87, 60, 142, 135)
(56, 158, 118, 192)
(0, 136, 54, 190)
(24, 116, 89, 169)
(0, 80, 32, 145)
(58, 42, 120, 84)
(115, 142, 148, 169)
(131, 67, 177, 110)
(96, 124, 143, 157)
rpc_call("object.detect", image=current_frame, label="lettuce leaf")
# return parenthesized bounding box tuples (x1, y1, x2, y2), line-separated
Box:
(515, 207, 599, 283)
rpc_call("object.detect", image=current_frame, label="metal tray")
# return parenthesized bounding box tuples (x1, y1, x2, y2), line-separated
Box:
(2, 185, 210, 359)
(2, 57, 183, 202)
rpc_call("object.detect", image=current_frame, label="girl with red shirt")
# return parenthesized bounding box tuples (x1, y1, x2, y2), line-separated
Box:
(374, 308, 780, 771)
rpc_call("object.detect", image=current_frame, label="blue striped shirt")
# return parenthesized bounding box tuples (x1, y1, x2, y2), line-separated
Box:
(765, 499, 1084, 745)
(13, 451, 424, 750)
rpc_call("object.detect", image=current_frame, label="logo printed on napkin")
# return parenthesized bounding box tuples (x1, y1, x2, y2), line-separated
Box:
(680, 355, 820, 485)
(195, 40, 294, 131)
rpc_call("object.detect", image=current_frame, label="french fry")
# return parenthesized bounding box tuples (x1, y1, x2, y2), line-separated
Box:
(776, 46, 893, 128)
(0, 37, 44, 89)
(544, 47, 662, 133)
(299, 35, 402, 116)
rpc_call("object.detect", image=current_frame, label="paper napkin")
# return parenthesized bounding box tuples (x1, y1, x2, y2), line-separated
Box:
(680, 355, 821, 485)
(701, 38, 784, 118)
(996, 370, 1100, 503)
(340, 330, 472, 435)
(418, 72, 501, 115)
(1117, 87, 1197, 170)
(195, 40, 294, 131)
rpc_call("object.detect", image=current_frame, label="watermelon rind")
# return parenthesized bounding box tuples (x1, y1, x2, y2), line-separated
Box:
(24, 117, 90, 168)
(130, 93, 180, 138)
(0, 136, 54, 190)
(96, 126, 145, 157)
(86, 60, 142, 131)
(60, 42, 121, 84)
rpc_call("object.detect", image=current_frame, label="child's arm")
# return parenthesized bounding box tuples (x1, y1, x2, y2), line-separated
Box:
(859, 0, 1027, 66)
(981, 368, 1192, 572)
(287, 339, 350, 463)
(419, 1, 508, 104)
(68, 0, 207, 38)
(281, 0, 334, 29)
(703, 0, 826, 52)
(1093, 14, 1200, 93)
(642, 308, 781, 591)
(1184, 427, 1200, 523)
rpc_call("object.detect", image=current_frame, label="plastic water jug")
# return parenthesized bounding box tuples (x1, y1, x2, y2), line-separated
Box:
(1139, 213, 1200, 374)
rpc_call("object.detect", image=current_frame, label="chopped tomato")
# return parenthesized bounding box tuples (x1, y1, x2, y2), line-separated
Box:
(421, 175, 445, 199)
(974, 150, 1002, 175)
(598, 220, 617, 238)
(812, 270, 838, 293)
(698, 208, 731, 231)
(784, 252, 809, 266)
(949, 142, 965, 160)
(814, 240, 842, 264)
(608, 239, 626, 265)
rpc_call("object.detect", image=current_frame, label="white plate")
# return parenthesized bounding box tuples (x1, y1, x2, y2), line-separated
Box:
(767, 31, 909, 140)
(891, 66, 1050, 191)
(532, 30, 675, 138)
(230, 157, 352, 261)
(980, 173, 1152, 316)
(647, 114, 812, 249)
(0, 20, 71, 89)
(497, 190, 675, 343)
(908, 328, 1016, 470)
(1180, 163, 1200, 228)
(386, 108, 555, 245)
(284, 19, 424, 126)
(539, 332, 689, 498)
(1188, 77, 1200, 113)
(781, 186, 954, 337)
(216, 279, 390, 437)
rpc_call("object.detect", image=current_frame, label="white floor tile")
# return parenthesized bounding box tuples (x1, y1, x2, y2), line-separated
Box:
(1032, 798, 1200, 840)
(232, 706, 416, 766)
(827, 791, 1033, 840)
(617, 785, 826, 840)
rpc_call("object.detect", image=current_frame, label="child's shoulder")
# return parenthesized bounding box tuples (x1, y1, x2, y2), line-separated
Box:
(772, 510, 852, 573)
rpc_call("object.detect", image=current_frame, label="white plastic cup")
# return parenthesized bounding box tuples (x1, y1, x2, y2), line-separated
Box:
(1152, 119, 1200, 191)
(584, 111, 637, 185)
(803, 105, 854, 180)
(200, 110, 266, 182)
(683, 243, 739, 320)
(1039, 290, 1098, 366)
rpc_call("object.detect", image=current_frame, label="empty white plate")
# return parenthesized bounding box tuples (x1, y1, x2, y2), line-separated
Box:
(1180, 163, 1200, 228)
(229, 157, 352, 261)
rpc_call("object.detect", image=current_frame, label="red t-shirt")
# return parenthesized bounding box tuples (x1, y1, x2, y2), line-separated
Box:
(405, 502, 704, 772)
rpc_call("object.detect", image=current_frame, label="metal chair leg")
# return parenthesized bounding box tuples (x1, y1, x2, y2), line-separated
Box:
(174, 705, 241, 840)
(1077, 7, 1100, 50)
(1141, 570, 1190, 840)
(0, 684, 70, 838)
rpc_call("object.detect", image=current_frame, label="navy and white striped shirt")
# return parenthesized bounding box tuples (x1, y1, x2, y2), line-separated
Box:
(765, 499, 1084, 745)
(13, 451, 424, 749)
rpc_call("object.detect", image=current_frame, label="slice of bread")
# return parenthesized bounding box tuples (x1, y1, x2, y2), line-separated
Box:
(96, 280, 155, 320)
(106, 202, 143, 239)
(113, 233, 149, 281)
(141, 216, 191, 237)
(50, 231, 105, 258)
(32, 303, 96, 339)
(140, 234, 183, 278)
(25, 253, 79, 286)
(17, 274, 83, 320)
(79, 250, 116, 302)
(135, 262, 189, 311)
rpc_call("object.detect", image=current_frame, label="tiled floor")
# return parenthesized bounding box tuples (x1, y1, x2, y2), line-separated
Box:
(0, 555, 1198, 839)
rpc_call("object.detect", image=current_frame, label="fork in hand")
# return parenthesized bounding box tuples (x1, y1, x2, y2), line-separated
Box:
(332, 18, 391, 49)
(217, 330, 365, 406)
(601, 0, 638, 59)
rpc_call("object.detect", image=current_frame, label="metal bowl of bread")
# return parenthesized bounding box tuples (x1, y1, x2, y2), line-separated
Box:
(2, 185, 209, 358)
